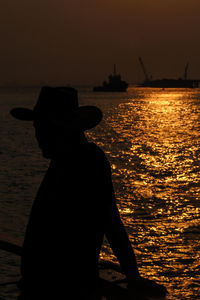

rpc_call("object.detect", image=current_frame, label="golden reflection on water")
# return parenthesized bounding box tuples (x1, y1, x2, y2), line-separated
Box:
(95, 89, 200, 299)
(1, 88, 200, 299)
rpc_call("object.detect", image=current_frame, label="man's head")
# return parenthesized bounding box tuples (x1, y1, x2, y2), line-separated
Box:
(10, 86, 102, 158)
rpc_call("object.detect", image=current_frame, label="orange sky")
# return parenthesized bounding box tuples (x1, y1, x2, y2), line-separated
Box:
(1, 0, 200, 86)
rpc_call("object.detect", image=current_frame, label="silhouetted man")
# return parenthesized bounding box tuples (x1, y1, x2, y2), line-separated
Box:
(11, 86, 166, 299)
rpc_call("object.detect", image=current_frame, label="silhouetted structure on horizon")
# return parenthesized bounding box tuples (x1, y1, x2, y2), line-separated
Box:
(138, 57, 200, 88)
(93, 65, 129, 92)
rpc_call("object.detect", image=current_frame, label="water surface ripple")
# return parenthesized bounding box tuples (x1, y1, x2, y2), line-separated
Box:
(0, 87, 200, 299)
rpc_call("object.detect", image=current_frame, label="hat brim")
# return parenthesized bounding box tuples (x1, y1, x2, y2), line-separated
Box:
(10, 107, 34, 121)
(76, 106, 102, 130)
(10, 106, 102, 130)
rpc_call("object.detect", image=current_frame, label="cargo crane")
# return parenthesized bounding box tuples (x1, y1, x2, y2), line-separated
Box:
(138, 57, 199, 88)
(138, 57, 151, 82)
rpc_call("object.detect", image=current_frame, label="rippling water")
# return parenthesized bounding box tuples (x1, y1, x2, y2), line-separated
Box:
(0, 87, 200, 299)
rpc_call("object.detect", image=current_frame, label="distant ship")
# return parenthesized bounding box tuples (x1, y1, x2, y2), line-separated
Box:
(138, 57, 200, 88)
(93, 65, 129, 92)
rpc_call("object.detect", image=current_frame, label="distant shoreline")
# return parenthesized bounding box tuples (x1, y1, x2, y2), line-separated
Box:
(0, 83, 137, 90)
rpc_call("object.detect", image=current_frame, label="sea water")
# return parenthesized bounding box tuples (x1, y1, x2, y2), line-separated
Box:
(0, 87, 200, 299)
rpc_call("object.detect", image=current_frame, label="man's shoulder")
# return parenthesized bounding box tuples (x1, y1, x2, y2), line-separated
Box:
(88, 143, 111, 172)
(88, 143, 107, 160)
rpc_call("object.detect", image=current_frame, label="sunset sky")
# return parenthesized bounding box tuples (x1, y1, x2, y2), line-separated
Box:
(1, 0, 200, 86)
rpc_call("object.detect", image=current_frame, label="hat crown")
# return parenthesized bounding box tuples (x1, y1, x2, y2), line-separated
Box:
(33, 86, 78, 119)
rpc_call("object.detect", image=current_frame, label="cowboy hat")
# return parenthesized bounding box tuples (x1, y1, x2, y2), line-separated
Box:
(10, 86, 102, 131)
